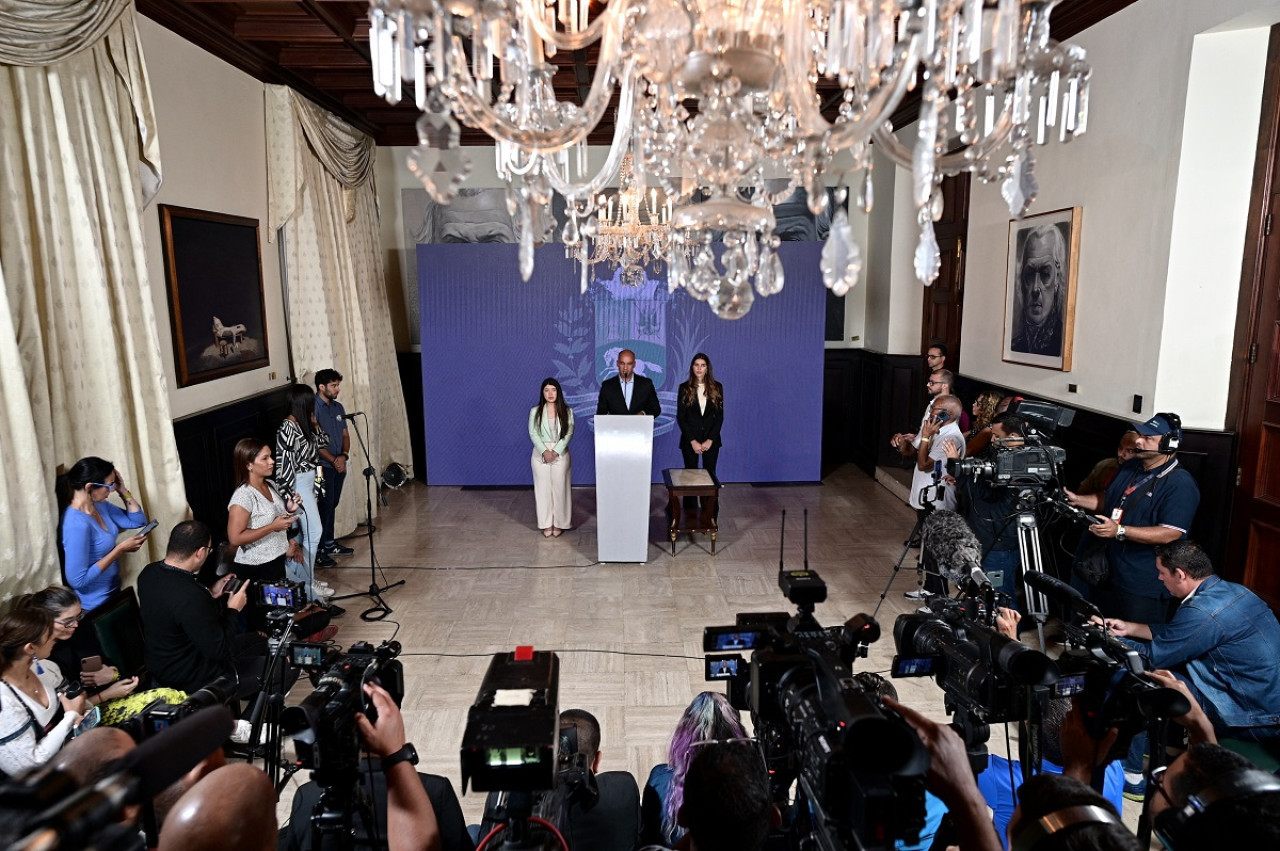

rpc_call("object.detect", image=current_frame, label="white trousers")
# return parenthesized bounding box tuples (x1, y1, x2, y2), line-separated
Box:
(531, 448, 572, 529)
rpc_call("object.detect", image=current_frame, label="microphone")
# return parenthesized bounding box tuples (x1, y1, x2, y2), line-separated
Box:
(922, 510, 985, 587)
(1023, 571, 1102, 621)
(344, 411, 365, 417)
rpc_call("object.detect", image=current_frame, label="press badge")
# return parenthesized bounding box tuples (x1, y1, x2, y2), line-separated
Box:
(1111, 508, 1124, 522)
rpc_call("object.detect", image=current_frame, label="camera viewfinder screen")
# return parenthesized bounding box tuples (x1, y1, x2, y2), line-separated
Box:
(891, 656, 936, 678)
(703, 629, 761, 651)
(705, 656, 742, 681)
(260, 584, 294, 608)
(292, 644, 325, 668)
(1054, 673, 1087, 698)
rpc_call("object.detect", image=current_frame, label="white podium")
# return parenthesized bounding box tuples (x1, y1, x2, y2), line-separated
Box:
(595, 415, 653, 562)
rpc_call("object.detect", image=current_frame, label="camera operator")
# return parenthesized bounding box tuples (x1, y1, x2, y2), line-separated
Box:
(1102, 541, 1280, 744)
(1147, 742, 1280, 849)
(1006, 772, 1139, 851)
(944, 413, 1028, 598)
(138, 521, 269, 698)
(283, 682, 447, 851)
(1064, 413, 1200, 625)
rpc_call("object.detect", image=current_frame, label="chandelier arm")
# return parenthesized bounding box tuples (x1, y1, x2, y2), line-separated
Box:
(444, 21, 623, 153)
(870, 97, 1015, 174)
(823, 36, 926, 152)
(518, 0, 626, 52)
(542, 65, 638, 201)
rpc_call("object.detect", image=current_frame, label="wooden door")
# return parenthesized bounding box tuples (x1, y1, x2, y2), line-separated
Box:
(922, 174, 970, 369)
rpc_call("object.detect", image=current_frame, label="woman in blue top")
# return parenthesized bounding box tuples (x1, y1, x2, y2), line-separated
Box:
(58, 457, 149, 612)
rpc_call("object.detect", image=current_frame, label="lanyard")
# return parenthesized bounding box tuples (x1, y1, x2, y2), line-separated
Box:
(1116, 459, 1178, 510)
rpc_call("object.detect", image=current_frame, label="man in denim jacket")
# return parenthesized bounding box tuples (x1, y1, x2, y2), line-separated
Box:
(1105, 540, 1280, 742)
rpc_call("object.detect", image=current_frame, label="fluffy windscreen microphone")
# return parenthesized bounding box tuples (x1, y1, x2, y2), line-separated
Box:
(922, 510, 984, 585)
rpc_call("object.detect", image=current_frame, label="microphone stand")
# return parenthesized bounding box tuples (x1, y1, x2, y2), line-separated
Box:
(331, 412, 404, 621)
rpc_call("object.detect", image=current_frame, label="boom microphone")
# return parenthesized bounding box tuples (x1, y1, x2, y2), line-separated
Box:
(1023, 571, 1102, 621)
(344, 411, 366, 417)
(922, 510, 985, 586)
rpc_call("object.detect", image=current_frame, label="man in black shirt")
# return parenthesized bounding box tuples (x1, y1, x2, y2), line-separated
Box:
(138, 520, 259, 695)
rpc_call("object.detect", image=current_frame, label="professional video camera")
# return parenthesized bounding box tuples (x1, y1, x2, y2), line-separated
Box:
(893, 596, 1058, 726)
(127, 675, 237, 742)
(461, 648, 584, 850)
(705, 568, 929, 851)
(1021, 571, 1192, 761)
(951, 400, 1073, 489)
(280, 640, 404, 776)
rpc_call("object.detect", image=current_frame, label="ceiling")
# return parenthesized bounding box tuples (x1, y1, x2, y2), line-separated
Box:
(138, 0, 1142, 148)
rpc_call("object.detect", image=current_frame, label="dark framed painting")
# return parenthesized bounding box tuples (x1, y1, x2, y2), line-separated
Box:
(159, 205, 269, 386)
(1002, 206, 1082, 371)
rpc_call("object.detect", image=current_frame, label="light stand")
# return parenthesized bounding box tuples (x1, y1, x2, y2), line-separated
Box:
(331, 412, 404, 621)
(873, 484, 944, 619)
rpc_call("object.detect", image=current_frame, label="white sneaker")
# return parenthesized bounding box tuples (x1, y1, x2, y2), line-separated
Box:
(231, 720, 253, 744)
(313, 582, 335, 597)
(903, 589, 929, 600)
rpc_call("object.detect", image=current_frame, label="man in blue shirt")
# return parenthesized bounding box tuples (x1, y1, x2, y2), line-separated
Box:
(1065, 413, 1200, 625)
(314, 368, 353, 565)
(1105, 540, 1280, 743)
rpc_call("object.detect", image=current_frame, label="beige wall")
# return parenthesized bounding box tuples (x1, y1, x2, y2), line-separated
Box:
(138, 17, 292, 418)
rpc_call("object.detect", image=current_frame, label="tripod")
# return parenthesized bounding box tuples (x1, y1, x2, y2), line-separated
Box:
(873, 483, 946, 619)
(242, 610, 304, 792)
(332, 412, 404, 621)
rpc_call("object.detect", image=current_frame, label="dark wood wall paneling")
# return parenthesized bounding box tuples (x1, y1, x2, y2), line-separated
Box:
(821, 352, 1237, 568)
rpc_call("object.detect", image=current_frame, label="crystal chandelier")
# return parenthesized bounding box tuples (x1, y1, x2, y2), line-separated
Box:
(373, 0, 1091, 319)
(584, 153, 677, 288)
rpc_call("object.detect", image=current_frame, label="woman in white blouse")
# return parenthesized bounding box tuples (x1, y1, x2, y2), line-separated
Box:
(227, 438, 304, 631)
(0, 606, 88, 775)
(529, 378, 575, 537)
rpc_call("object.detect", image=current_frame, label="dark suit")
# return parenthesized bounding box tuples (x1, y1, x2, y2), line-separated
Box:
(676, 382, 722, 510)
(596, 375, 661, 417)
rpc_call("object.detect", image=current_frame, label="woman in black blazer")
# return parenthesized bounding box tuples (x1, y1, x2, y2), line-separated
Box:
(676, 353, 724, 507)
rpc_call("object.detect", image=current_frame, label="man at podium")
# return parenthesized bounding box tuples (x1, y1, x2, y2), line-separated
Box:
(597, 349, 661, 417)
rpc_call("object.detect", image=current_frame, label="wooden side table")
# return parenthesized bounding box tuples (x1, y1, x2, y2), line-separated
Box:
(662, 468, 718, 554)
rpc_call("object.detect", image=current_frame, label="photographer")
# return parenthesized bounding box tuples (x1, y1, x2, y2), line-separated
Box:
(137, 520, 265, 697)
(1102, 541, 1280, 744)
(945, 413, 1028, 598)
(1064, 413, 1200, 625)
(283, 682, 454, 851)
(1147, 743, 1280, 849)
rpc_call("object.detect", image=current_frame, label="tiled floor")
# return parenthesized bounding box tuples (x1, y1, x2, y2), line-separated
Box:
(272, 462, 1140, 833)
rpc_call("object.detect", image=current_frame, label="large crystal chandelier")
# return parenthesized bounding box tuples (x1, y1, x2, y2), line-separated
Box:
(585, 153, 677, 288)
(374, 0, 1091, 319)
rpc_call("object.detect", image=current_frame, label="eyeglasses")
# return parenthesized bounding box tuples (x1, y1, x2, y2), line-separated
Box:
(90, 481, 118, 491)
(1149, 765, 1175, 810)
(54, 612, 85, 627)
(926, 380, 944, 387)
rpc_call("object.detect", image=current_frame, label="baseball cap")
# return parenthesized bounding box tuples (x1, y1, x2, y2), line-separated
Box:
(1131, 414, 1175, 436)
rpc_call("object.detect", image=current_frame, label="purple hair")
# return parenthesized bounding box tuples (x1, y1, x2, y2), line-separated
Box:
(663, 691, 747, 842)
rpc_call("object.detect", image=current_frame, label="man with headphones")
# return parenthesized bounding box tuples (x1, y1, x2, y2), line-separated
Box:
(1147, 743, 1280, 849)
(1065, 413, 1200, 625)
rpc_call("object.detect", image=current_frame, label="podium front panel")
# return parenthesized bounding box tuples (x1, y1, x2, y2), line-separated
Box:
(595, 415, 653, 562)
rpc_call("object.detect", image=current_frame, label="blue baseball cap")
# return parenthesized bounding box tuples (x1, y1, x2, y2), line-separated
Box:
(1131, 414, 1175, 436)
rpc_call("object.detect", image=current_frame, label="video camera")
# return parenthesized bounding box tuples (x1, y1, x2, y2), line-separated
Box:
(279, 640, 404, 780)
(893, 596, 1058, 727)
(705, 569, 930, 851)
(128, 675, 238, 742)
(951, 400, 1073, 489)
(257, 579, 307, 612)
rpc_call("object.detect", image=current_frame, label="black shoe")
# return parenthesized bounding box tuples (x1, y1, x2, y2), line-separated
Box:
(315, 552, 337, 568)
(326, 542, 355, 556)
(325, 604, 346, 618)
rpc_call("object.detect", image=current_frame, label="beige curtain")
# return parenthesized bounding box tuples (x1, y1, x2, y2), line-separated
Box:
(266, 86, 412, 541)
(0, 7, 186, 600)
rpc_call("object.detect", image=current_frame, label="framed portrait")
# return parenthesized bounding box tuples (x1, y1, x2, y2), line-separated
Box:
(159, 205, 269, 386)
(1002, 206, 1082, 371)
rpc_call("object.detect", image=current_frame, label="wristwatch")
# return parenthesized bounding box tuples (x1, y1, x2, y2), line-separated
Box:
(1116, 524, 1127, 542)
(381, 743, 419, 772)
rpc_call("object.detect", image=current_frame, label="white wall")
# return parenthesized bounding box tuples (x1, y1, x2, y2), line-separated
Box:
(138, 17, 292, 418)
(960, 0, 1280, 428)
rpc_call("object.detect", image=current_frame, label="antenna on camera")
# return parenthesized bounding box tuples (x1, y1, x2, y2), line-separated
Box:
(779, 509, 786, 571)
(803, 509, 809, 572)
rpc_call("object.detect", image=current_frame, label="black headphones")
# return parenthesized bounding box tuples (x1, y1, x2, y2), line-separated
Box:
(1157, 412, 1183, 454)
(1010, 803, 1124, 851)
(1153, 767, 1280, 849)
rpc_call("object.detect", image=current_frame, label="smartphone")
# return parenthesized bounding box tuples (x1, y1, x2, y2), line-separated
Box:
(81, 655, 103, 674)
(136, 519, 160, 537)
(225, 576, 246, 596)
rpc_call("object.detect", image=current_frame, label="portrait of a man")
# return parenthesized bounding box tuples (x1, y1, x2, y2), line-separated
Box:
(1003, 207, 1081, 370)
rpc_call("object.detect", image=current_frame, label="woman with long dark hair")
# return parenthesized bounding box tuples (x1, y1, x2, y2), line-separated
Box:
(529, 378, 574, 537)
(0, 606, 89, 774)
(57, 456, 149, 612)
(676, 353, 724, 509)
(275, 384, 333, 602)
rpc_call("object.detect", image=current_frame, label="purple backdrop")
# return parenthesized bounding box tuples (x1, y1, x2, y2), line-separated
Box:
(419, 243, 825, 485)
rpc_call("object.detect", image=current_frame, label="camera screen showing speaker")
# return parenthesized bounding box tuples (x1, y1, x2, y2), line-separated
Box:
(704, 654, 743, 681)
(289, 642, 329, 670)
(701, 626, 763, 652)
(891, 656, 938, 678)
(1053, 672, 1087, 698)
(259, 581, 304, 609)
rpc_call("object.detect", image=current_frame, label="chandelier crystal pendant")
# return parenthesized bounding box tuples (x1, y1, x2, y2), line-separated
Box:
(371, 0, 1091, 319)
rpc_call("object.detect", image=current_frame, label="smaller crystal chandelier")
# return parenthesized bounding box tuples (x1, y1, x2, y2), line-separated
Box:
(579, 154, 675, 288)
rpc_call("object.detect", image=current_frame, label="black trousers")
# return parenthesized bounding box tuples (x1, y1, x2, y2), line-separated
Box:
(317, 466, 346, 548)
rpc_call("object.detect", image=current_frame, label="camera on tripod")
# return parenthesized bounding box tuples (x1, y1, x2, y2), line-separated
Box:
(1055, 619, 1191, 760)
(704, 569, 930, 851)
(893, 597, 1058, 726)
(258, 579, 307, 611)
(951, 400, 1073, 489)
(129, 675, 238, 741)
(279, 640, 404, 776)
